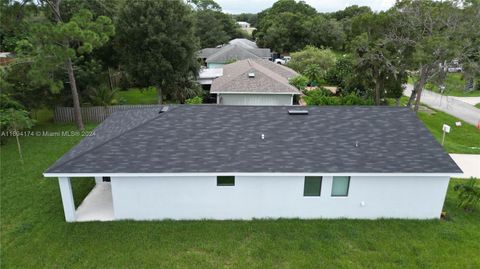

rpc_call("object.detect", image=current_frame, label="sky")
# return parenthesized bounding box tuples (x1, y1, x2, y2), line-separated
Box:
(216, 0, 396, 14)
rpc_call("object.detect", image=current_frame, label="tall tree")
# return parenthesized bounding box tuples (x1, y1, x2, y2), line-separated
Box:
(193, 0, 244, 49)
(331, 5, 372, 21)
(458, 0, 480, 91)
(116, 0, 200, 104)
(306, 15, 346, 50)
(389, 0, 462, 111)
(0, 93, 35, 163)
(59, 0, 123, 93)
(189, 0, 221, 11)
(255, 0, 316, 52)
(16, 0, 114, 129)
(352, 36, 398, 105)
(0, 0, 41, 52)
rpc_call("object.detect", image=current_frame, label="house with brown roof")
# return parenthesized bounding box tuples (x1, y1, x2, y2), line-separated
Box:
(210, 59, 301, 105)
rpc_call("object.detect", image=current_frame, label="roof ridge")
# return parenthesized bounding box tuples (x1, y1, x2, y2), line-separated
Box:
(47, 106, 180, 173)
(206, 45, 236, 62)
(211, 59, 251, 90)
(251, 59, 298, 78)
(207, 45, 260, 63)
(250, 61, 298, 91)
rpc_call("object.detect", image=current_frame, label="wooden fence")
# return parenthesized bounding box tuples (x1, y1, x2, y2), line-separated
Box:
(54, 105, 159, 123)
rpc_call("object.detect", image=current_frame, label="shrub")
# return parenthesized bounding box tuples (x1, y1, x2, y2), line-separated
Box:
(325, 55, 354, 87)
(88, 86, 119, 106)
(454, 179, 480, 211)
(185, 96, 203, 104)
(287, 46, 336, 75)
(289, 75, 309, 91)
(303, 89, 373, 106)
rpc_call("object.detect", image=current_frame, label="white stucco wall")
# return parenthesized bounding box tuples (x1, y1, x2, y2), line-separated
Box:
(218, 93, 293, 105)
(110, 175, 450, 220)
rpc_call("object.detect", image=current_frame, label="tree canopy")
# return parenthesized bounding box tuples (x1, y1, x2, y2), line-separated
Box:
(116, 0, 200, 104)
(1, 0, 478, 128)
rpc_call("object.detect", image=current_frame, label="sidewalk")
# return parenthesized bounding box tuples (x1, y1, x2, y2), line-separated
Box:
(449, 154, 480, 179)
(451, 96, 480, 106)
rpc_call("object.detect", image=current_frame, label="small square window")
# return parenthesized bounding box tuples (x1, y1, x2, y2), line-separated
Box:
(102, 176, 111, 182)
(332, 176, 350, 196)
(304, 176, 322, 196)
(217, 176, 235, 186)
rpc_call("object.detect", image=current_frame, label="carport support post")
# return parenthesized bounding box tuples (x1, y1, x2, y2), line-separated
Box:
(58, 177, 76, 222)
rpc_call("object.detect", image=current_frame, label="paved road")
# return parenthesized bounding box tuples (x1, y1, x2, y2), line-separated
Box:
(450, 154, 480, 179)
(404, 84, 480, 126)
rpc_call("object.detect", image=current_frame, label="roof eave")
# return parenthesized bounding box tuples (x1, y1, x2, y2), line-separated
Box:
(43, 172, 463, 178)
(210, 91, 300, 95)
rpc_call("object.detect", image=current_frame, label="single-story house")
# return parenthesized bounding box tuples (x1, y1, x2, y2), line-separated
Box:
(197, 67, 223, 85)
(44, 105, 462, 222)
(228, 38, 258, 50)
(237, 21, 250, 28)
(199, 39, 271, 68)
(210, 59, 301, 105)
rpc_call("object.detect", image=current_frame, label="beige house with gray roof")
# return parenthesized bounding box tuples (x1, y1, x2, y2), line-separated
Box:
(199, 39, 271, 68)
(210, 59, 301, 105)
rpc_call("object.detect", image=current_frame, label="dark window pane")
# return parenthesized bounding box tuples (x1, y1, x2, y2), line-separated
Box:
(217, 176, 235, 186)
(304, 176, 322, 196)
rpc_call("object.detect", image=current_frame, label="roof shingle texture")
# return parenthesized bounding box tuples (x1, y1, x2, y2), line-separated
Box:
(210, 59, 300, 94)
(46, 105, 462, 174)
(199, 44, 271, 63)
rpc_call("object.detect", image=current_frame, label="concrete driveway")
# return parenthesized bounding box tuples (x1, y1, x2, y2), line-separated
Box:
(450, 154, 480, 179)
(404, 84, 480, 126)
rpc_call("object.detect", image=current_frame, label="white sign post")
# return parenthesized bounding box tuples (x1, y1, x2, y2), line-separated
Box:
(442, 124, 450, 146)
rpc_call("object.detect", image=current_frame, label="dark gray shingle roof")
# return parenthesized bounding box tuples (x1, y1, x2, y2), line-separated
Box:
(229, 38, 258, 49)
(45, 105, 461, 174)
(210, 59, 300, 94)
(202, 44, 270, 64)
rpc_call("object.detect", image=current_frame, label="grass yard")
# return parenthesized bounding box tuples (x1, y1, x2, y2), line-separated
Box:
(116, 87, 158, 104)
(417, 108, 480, 154)
(388, 96, 480, 154)
(1, 122, 480, 268)
(475, 103, 480, 109)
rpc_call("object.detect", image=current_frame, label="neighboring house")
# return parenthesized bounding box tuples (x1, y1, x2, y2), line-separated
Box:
(44, 105, 461, 222)
(237, 21, 250, 28)
(210, 59, 300, 105)
(0, 52, 14, 65)
(197, 67, 224, 103)
(197, 67, 223, 85)
(199, 39, 271, 68)
(228, 38, 257, 50)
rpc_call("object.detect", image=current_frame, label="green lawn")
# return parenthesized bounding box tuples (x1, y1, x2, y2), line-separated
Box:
(409, 73, 480, 97)
(117, 87, 158, 104)
(475, 103, 480, 109)
(417, 108, 480, 154)
(1, 122, 480, 268)
(388, 96, 480, 154)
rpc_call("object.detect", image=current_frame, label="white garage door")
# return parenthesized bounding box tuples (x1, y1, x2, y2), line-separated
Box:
(219, 93, 292, 105)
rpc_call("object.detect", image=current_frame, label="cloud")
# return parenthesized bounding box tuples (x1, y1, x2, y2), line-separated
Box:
(216, 0, 396, 14)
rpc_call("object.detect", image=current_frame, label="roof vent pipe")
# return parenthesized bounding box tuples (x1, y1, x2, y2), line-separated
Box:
(159, 106, 169, 113)
(248, 72, 255, 78)
(288, 110, 308, 115)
